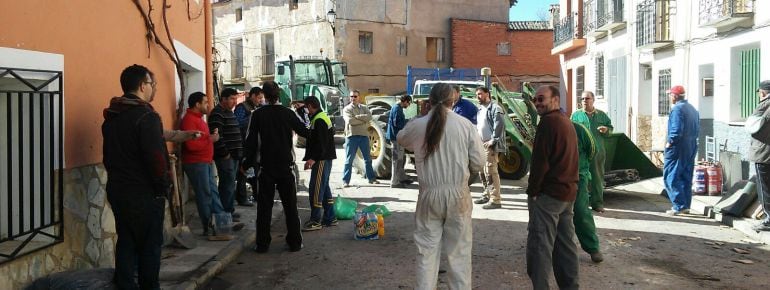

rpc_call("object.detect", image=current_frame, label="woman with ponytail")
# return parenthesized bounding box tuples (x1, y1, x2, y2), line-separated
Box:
(397, 82, 485, 289)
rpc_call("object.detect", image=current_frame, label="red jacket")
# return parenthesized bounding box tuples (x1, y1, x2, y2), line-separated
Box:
(181, 109, 214, 164)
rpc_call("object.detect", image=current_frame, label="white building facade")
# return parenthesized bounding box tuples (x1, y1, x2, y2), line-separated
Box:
(552, 0, 769, 179)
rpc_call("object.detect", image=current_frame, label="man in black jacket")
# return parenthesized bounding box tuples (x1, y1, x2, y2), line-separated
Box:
(243, 81, 309, 252)
(102, 64, 169, 289)
(300, 97, 338, 231)
(209, 88, 243, 218)
(750, 80, 770, 232)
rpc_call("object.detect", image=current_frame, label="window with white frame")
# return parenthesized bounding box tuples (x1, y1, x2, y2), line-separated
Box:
(359, 31, 373, 54)
(426, 37, 445, 62)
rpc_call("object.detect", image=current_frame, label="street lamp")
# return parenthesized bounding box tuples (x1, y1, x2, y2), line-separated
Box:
(326, 9, 337, 35)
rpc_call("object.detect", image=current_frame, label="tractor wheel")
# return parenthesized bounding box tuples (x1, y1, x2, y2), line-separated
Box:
(498, 147, 529, 180)
(353, 120, 392, 179)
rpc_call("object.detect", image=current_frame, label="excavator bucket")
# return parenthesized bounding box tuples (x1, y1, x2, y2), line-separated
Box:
(603, 133, 662, 187)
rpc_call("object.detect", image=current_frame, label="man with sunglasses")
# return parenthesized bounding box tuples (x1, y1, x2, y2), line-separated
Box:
(570, 91, 613, 213)
(341, 90, 379, 186)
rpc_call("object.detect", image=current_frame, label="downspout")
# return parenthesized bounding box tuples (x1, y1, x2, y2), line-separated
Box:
(205, 0, 214, 107)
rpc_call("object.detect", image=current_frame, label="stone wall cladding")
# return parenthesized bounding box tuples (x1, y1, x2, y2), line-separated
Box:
(636, 115, 653, 152)
(0, 163, 116, 289)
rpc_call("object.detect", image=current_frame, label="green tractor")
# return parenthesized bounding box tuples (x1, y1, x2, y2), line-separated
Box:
(358, 69, 539, 180)
(274, 55, 349, 130)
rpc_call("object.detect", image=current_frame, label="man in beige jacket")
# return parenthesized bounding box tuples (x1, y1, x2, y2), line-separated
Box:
(342, 90, 378, 186)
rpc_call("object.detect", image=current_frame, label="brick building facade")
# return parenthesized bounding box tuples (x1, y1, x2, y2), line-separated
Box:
(451, 19, 559, 91)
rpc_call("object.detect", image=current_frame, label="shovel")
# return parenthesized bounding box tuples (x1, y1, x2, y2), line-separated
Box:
(167, 154, 197, 249)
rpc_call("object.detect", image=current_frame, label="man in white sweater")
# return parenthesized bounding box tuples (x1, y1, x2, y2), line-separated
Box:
(341, 90, 378, 186)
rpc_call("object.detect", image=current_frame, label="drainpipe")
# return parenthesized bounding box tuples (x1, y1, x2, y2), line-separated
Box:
(205, 1, 214, 107)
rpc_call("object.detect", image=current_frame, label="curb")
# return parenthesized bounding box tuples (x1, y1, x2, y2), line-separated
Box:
(690, 195, 770, 244)
(168, 203, 283, 290)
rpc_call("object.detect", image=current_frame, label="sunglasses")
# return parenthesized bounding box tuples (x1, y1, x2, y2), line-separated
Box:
(351, 95, 359, 98)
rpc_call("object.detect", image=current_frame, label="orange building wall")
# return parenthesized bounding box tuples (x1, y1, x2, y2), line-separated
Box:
(451, 19, 560, 91)
(1, 0, 207, 168)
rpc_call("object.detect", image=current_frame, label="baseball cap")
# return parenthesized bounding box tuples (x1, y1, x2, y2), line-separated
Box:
(667, 85, 685, 95)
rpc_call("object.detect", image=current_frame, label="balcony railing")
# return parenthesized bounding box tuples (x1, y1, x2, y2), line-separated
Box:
(699, 0, 754, 27)
(584, 0, 625, 36)
(554, 14, 581, 46)
(636, 0, 673, 49)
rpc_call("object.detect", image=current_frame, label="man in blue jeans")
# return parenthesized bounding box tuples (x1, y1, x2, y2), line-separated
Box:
(342, 90, 378, 187)
(209, 88, 244, 220)
(181, 92, 240, 240)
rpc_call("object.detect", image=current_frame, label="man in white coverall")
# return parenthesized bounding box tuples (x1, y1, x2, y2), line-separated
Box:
(398, 83, 484, 290)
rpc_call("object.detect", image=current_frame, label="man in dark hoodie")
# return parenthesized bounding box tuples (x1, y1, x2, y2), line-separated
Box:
(242, 81, 309, 252)
(300, 97, 338, 231)
(102, 64, 169, 289)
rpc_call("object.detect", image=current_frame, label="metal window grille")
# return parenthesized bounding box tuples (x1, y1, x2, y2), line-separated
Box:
(658, 69, 672, 116)
(576, 66, 585, 101)
(699, 0, 755, 25)
(637, 0, 671, 47)
(359, 31, 373, 54)
(596, 55, 605, 97)
(0, 67, 64, 264)
(553, 14, 577, 46)
(740, 47, 760, 118)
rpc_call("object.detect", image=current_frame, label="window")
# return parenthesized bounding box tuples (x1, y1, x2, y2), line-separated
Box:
(1, 67, 64, 263)
(261, 33, 275, 75)
(740, 48, 760, 118)
(289, 0, 298, 10)
(702, 78, 714, 97)
(576, 66, 585, 101)
(397, 36, 408, 56)
(235, 7, 242, 22)
(230, 38, 244, 79)
(368, 88, 380, 94)
(595, 55, 604, 97)
(658, 69, 672, 116)
(497, 42, 511, 56)
(426, 37, 445, 62)
(359, 31, 373, 54)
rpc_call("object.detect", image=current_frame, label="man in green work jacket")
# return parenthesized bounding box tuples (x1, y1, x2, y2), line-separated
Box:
(573, 121, 603, 263)
(571, 91, 613, 212)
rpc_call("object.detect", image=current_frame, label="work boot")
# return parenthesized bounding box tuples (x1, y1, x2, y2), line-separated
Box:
(590, 251, 604, 263)
(369, 179, 380, 185)
(482, 203, 501, 209)
(302, 221, 323, 232)
(474, 197, 490, 204)
(232, 222, 245, 232)
(401, 179, 414, 185)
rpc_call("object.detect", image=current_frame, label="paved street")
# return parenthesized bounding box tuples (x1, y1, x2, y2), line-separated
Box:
(204, 142, 770, 289)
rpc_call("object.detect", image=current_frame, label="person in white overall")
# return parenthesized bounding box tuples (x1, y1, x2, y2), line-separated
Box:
(397, 83, 485, 290)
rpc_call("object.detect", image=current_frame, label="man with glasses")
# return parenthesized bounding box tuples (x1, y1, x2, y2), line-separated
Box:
(102, 64, 170, 289)
(571, 91, 613, 213)
(342, 90, 378, 187)
(526, 85, 579, 290)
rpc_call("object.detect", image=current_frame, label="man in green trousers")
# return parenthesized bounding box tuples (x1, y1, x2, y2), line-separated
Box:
(573, 121, 603, 263)
(571, 91, 613, 212)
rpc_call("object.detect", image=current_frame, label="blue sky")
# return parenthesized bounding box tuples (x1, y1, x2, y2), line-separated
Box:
(509, 0, 559, 21)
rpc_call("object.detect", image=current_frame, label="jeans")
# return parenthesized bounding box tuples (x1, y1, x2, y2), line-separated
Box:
(343, 135, 376, 183)
(183, 162, 225, 229)
(308, 160, 335, 224)
(107, 194, 165, 290)
(755, 163, 770, 224)
(256, 165, 303, 250)
(527, 194, 579, 290)
(215, 157, 238, 213)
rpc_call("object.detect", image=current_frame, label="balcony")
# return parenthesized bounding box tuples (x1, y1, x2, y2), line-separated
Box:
(636, 0, 673, 49)
(584, 0, 625, 38)
(699, 0, 754, 28)
(552, 14, 586, 55)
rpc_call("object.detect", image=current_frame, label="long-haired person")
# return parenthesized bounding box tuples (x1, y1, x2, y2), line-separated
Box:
(397, 83, 484, 289)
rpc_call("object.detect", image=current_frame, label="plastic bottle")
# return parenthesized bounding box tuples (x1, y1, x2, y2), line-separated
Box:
(376, 212, 385, 238)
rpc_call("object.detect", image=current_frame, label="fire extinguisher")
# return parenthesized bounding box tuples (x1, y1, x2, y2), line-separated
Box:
(707, 163, 723, 196)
